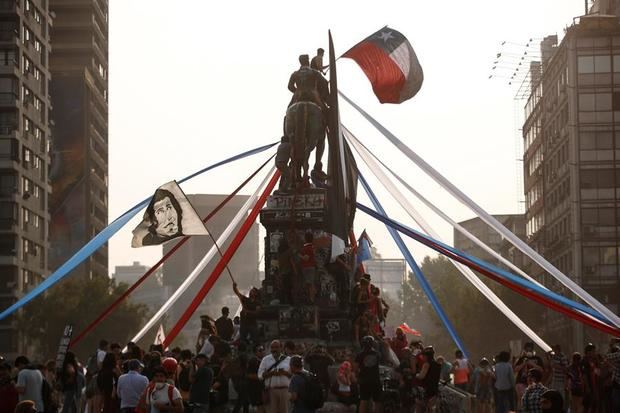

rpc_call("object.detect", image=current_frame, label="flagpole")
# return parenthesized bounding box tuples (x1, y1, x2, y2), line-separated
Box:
(206, 227, 236, 283)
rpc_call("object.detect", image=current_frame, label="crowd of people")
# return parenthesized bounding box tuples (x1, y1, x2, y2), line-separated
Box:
(2, 314, 619, 413)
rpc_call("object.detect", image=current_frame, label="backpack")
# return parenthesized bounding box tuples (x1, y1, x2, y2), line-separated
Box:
(135, 383, 174, 413)
(300, 372, 325, 410)
(41, 377, 58, 413)
(86, 352, 99, 377)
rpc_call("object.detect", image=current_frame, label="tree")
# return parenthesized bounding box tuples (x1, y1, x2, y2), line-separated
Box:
(400, 255, 544, 360)
(18, 276, 148, 362)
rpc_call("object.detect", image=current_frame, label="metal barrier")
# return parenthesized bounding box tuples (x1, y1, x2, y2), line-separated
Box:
(437, 383, 475, 413)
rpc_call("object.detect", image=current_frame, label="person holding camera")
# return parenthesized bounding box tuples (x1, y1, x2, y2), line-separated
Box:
(258, 340, 291, 413)
(515, 342, 544, 407)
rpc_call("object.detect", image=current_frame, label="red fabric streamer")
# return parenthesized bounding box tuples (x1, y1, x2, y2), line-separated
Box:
(69, 157, 274, 348)
(429, 242, 620, 337)
(163, 171, 280, 347)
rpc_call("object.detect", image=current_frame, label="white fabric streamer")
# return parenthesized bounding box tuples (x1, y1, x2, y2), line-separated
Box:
(129, 166, 276, 345)
(340, 91, 620, 328)
(346, 128, 552, 352)
(347, 128, 545, 289)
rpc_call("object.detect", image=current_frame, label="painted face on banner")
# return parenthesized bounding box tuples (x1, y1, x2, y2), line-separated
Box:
(153, 196, 179, 237)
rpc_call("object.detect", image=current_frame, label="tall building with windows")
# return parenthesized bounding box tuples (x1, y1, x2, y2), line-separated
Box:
(48, 0, 108, 278)
(0, 0, 52, 357)
(522, 11, 620, 348)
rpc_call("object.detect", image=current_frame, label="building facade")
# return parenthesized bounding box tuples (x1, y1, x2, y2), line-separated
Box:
(523, 12, 620, 347)
(0, 0, 52, 357)
(48, 0, 108, 279)
(162, 194, 259, 346)
(364, 258, 406, 302)
(111, 261, 170, 311)
(454, 214, 526, 268)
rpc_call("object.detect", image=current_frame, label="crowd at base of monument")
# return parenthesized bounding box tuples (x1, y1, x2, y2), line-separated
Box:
(2, 316, 620, 413)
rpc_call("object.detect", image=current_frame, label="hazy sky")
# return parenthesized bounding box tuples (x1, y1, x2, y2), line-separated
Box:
(108, 0, 587, 274)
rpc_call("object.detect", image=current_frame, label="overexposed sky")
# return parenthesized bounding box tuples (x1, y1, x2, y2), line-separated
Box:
(108, 0, 587, 274)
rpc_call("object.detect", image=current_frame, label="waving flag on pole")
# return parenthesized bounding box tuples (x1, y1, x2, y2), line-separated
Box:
(343, 27, 423, 103)
(132, 181, 209, 247)
(356, 230, 373, 264)
(154, 324, 168, 350)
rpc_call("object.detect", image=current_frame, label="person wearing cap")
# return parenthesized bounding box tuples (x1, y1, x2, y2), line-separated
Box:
(522, 369, 548, 413)
(117, 359, 149, 413)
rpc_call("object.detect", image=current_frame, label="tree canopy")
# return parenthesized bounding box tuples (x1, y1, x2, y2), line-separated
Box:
(19, 276, 148, 362)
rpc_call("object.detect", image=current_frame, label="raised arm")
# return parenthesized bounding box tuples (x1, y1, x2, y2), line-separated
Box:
(233, 283, 244, 300)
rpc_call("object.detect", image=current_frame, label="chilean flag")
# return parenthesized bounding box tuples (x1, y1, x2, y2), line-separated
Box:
(399, 322, 422, 336)
(343, 27, 423, 104)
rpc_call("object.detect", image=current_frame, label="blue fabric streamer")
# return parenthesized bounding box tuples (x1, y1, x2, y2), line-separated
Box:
(355, 202, 610, 325)
(0, 142, 277, 321)
(358, 173, 470, 357)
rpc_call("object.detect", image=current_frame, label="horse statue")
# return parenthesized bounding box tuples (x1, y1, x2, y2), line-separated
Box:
(283, 100, 325, 188)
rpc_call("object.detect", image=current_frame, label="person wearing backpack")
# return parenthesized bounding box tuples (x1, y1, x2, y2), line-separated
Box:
(146, 367, 183, 413)
(288, 356, 324, 413)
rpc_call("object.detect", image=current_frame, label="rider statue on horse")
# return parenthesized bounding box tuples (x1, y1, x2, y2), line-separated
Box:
(277, 54, 329, 192)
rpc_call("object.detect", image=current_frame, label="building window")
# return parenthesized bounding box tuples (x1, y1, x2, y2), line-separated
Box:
(579, 93, 612, 111)
(0, 202, 16, 229)
(0, 49, 16, 66)
(0, 172, 16, 196)
(580, 168, 618, 199)
(579, 130, 614, 162)
(578, 55, 611, 73)
(0, 139, 18, 160)
(0, 234, 15, 255)
(579, 93, 613, 123)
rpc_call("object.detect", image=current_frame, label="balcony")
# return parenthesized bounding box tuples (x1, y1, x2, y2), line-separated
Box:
(0, 1, 18, 13)
(0, 58, 18, 76)
(0, 92, 17, 106)
(0, 123, 17, 135)
(0, 28, 18, 43)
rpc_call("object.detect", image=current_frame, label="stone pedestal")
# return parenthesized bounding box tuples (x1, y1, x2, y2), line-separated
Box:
(257, 188, 355, 346)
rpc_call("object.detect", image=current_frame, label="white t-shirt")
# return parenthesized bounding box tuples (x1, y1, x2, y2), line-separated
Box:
(97, 349, 107, 364)
(17, 368, 44, 411)
(148, 383, 182, 413)
(199, 336, 214, 358)
(257, 354, 291, 388)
